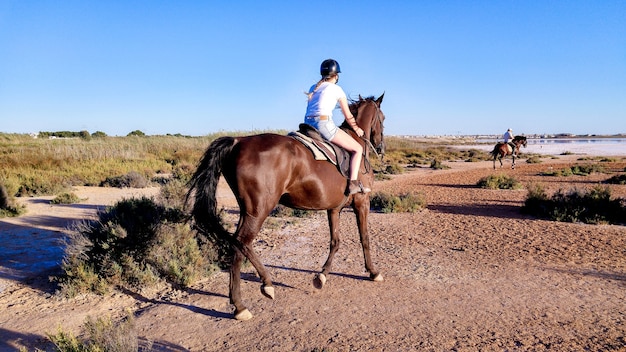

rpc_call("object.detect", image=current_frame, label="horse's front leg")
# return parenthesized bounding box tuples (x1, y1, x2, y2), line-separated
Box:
(353, 196, 383, 282)
(313, 208, 341, 289)
(511, 154, 516, 169)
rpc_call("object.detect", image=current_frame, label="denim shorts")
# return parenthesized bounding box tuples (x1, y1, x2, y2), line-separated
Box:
(304, 116, 338, 140)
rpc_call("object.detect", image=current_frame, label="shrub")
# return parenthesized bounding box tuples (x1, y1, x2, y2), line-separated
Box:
(0, 181, 26, 217)
(464, 149, 490, 162)
(541, 164, 605, 177)
(127, 130, 145, 137)
(374, 172, 392, 181)
(270, 205, 313, 218)
(477, 174, 523, 190)
(50, 192, 83, 204)
(0, 182, 8, 209)
(47, 313, 141, 352)
(148, 223, 219, 287)
(100, 171, 149, 188)
(16, 175, 71, 196)
(157, 178, 188, 210)
(430, 159, 450, 170)
(522, 185, 625, 225)
(57, 196, 199, 296)
(525, 156, 542, 164)
(370, 191, 426, 213)
(384, 162, 404, 174)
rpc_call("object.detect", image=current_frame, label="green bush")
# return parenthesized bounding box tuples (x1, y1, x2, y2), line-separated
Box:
(57, 196, 212, 296)
(525, 156, 542, 164)
(47, 313, 141, 352)
(270, 205, 313, 218)
(0, 181, 26, 217)
(384, 162, 404, 174)
(370, 191, 426, 213)
(430, 159, 450, 170)
(374, 172, 392, 181)
(156, 178, 189, 210)
(382, 143, 490, 167)
(541, 164, 605, 177)
(522, 185, 625, 225)
(148, 223, 219, 287)
(51, 192, 83, 204)
(100, 171, 149, 188)
(477, 174, 523, 190)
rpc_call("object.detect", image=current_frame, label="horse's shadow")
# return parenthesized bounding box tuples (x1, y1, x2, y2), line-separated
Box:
(265, 264, 371, 282)
(122, 287, 232, 319)
(123, 265, 370, 319)
(545, 267, 626, 283)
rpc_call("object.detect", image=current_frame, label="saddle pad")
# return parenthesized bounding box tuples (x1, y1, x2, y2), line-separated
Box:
(288, 131, 337, 165)
(498, 142, 513, 154)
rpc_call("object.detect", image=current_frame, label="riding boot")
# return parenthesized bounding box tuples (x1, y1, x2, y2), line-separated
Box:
(508, 142, 517, 157)
(346, 180, 371, 196)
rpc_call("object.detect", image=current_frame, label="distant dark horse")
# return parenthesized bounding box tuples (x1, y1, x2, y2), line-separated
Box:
(187, 94, 386, 320)
(490, 135, 527, 169)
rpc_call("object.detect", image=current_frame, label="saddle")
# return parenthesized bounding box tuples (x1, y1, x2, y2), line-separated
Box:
(497, 142, 515, 154)
(288, 123, 351, 178)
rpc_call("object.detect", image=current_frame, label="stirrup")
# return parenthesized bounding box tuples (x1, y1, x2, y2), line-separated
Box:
(346, 180, 371, 195)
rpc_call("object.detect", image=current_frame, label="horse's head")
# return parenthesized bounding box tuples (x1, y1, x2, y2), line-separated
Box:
(514, 135, 528, 148)
(349, 93, 386, 156)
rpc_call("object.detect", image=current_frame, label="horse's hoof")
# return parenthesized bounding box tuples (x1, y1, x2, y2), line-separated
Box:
(261, 285, 275, 300)
(371, 273, 384, 282)
(313, 273, 326, 289)
(234, 309, 253, 321)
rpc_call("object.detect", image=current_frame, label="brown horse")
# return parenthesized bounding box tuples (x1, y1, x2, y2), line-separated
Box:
(187, 94, 386, 320)
(490, 135, 527, 169)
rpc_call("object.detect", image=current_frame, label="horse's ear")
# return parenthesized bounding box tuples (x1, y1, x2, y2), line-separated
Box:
(376, 92, 385, 105)
(358, 94, 363, 101)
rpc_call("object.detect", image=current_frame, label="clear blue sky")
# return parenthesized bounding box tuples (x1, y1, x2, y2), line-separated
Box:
(1, 1, 625, 136)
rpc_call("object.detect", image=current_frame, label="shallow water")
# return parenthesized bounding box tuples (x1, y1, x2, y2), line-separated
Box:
(461, 138, 626, 156)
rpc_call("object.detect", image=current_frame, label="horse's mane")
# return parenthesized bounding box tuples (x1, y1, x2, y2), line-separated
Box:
(348, 96, 376, 116)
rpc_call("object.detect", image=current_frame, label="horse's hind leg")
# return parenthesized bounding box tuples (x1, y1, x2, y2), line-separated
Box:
(229, 249, 253, 320)
(314, 209, 342, 289)
(229, 214, 274, 320)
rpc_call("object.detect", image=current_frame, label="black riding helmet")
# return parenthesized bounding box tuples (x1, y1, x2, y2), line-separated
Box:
(320, 59, 341, 76)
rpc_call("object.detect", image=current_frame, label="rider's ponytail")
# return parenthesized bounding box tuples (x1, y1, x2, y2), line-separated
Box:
(305, 74, 337, 100)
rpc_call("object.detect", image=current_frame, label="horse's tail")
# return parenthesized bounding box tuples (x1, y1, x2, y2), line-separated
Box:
(187, 136, 237, 241)
(489, 144, 500, 158)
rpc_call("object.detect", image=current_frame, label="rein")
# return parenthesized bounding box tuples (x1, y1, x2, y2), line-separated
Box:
(358, 101, 385, 174)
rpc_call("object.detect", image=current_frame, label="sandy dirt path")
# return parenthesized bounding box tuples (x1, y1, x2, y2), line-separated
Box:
(1, 155, 625, 351)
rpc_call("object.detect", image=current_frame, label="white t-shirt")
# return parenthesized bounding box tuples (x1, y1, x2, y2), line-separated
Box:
(304, 82, 347, 119)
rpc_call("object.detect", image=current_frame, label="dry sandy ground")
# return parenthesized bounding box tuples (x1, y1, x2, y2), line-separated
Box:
(1, 154, 625, 351)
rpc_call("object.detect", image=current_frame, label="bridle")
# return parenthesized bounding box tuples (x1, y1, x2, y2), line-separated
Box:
(363, 100, 385, 159)
(355, 99, 385, 174)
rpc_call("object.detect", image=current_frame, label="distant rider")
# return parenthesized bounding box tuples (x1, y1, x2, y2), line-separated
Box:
(503, 128, 517, 157)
